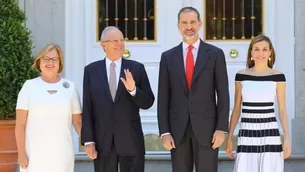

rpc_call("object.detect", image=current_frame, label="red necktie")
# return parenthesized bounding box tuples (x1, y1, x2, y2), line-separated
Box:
(186, 45, 194, 89)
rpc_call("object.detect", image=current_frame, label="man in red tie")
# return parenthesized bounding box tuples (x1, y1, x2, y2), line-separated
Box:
(157, 7, 230, 172)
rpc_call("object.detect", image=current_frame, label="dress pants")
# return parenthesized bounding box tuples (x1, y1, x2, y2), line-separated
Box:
(170, 118, 219, 172)
(93, 135, 144, 172)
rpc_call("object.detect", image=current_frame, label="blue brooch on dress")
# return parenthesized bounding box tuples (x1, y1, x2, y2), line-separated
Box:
(63, 81, 70, 89)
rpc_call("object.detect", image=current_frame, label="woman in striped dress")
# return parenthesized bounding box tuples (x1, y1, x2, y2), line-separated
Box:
(225, 34, 291, 172)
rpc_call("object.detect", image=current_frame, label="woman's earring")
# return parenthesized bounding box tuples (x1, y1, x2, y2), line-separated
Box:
(251, 57, 254, 61)
(268, 57, 271, 61)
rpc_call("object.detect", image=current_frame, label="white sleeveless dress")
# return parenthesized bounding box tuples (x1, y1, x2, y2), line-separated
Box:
(16, 77, 81, 172)
(233, 73, 285, 172)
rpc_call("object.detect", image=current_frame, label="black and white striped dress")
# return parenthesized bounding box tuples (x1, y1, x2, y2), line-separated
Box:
(233, 73, 285, 172)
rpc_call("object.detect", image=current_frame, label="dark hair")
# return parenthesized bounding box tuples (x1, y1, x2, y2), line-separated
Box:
(178, 7, 201, 22)
(247, 34, 276, 68)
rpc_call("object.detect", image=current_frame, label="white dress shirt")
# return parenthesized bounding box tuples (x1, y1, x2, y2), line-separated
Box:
(105, 57, 121, 89)
(85, 57, 136, 146)
(161, 39, 200, 138)
(182, 38, 200, 70)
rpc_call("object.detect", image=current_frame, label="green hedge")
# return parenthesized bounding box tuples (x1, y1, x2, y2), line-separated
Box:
(0, 0, 38, 119)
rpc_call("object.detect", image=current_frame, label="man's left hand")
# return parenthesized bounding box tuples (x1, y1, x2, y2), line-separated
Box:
(212, 130, 225, 149)
(120, 69, 135, 91)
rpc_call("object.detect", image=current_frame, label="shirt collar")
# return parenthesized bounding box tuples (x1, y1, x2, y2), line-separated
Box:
(105, 57, 122, 68)
(182, 38, 200, 51)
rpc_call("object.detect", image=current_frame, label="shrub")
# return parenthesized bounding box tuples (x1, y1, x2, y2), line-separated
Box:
(0, 0, 38, 119)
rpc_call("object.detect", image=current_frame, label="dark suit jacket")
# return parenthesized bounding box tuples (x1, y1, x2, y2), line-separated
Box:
(157, 39, 230, 146)
(81, 58, 155, 156)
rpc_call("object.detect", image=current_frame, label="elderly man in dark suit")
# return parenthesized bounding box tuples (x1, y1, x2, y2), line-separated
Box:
(81, 26, 155, 172)
(157, 7, 230, 172)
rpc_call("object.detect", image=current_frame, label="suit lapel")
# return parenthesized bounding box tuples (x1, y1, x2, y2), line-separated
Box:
(114, 58, 127, 102)
(97, 59, 113, 102)
(192, 40, 210, 84)
(173, 43, 188, 94)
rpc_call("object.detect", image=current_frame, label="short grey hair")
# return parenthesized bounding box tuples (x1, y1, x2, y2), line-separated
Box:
(100, 26, 120, 41)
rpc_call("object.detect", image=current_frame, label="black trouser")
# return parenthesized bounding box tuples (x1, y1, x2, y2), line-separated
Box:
(93, 136, 144, 172)
(171, 119, 219, 172)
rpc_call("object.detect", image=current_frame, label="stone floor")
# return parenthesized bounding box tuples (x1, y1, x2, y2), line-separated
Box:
(74, 154, 305, 172)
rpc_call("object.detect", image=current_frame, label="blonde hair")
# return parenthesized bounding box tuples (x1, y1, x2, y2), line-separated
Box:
(32, 43, 64, 73)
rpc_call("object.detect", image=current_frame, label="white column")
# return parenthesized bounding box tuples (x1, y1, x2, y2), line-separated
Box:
(65, 0, 86, 154)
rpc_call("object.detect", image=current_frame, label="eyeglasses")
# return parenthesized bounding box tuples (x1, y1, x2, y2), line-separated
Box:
(103, 39, 125, 44)
(42, 57, 59, 63)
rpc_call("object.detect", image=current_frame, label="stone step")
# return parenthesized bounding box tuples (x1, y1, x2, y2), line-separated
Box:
(74, 154, 305, 172)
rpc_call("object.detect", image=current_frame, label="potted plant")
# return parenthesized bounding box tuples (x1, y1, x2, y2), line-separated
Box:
(0, 0, 38, 171)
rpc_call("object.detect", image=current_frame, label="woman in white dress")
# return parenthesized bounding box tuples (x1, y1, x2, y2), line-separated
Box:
(15, 44, 82, 172)
(225, 34, 291, 172)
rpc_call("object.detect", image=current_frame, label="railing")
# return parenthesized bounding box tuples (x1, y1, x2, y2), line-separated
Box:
(97, 0, 156, 41)
(205, 0, 263, 40)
